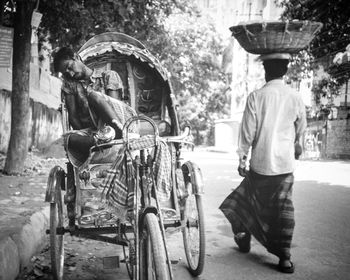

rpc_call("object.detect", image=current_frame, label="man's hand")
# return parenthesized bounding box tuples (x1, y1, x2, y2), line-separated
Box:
(237, 156, 247, 177)
(294, 142, 302, 160)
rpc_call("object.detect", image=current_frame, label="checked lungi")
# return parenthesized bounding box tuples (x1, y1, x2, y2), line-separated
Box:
(100, 135, 172, 222)
(219, 170, 295, 259)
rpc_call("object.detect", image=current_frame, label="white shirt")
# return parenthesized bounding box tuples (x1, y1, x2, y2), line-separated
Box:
(237, 79, 307, 175)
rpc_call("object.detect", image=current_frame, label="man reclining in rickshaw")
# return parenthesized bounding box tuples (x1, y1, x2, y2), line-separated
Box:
(53, 47, 172, 219)
(53, 47, 138, 167)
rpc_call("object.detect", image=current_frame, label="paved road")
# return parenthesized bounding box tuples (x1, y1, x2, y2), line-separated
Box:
(18, 150, 350, 280)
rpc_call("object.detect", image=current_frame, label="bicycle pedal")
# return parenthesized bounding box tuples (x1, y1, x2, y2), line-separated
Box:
(103, 256, 120, 269)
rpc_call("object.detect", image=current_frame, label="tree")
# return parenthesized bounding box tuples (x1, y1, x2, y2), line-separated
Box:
(149, 7, 227, 144)
(38, 0, 187, 50)
(280, 0, 350, 61)
(279, 0, 350, 107)
(3, 0, 37, 174)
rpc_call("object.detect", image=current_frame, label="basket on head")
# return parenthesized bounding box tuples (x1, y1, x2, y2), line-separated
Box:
(230, 20, 323, 55)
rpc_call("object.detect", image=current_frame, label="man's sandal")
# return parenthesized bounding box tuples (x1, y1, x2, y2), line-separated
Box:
(278, 259, 295, 274)
(234, 232, 251, 253)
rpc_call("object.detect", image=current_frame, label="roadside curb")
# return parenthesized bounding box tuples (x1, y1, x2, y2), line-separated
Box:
(0, 206, 50, 280)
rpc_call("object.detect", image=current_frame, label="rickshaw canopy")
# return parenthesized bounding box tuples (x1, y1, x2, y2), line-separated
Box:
(78, 32, 169, 83)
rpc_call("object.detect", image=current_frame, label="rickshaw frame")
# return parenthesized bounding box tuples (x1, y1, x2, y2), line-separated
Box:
(45, 32, 205, 280)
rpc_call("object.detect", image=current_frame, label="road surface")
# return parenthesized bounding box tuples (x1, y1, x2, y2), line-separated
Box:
(19, 149, 350, 280)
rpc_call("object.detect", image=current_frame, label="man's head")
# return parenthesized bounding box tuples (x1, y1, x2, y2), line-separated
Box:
(53, 47, 91, 80)
(263, 59, 289, 82)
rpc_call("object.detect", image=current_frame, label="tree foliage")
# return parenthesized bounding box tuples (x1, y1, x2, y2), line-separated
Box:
(279, 0, 350, 106)
(280, 0, 350, 60)
(152, 8, 227, 144)
(37, 0, 188, 50)
(285, 50, 312, 82)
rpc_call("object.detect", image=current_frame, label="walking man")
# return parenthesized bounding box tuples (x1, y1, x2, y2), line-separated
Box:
(220, 54, 307, 273)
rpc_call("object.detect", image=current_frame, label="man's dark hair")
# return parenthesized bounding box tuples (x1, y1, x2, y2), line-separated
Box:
(263, 59, 289, 80)
(53, 47, 74, 73)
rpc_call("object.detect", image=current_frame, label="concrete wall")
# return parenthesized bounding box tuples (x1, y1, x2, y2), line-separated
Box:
(0, 62, 63, 153)
(0, 91, 12, 152)
(306, 119, 350, 159)
(0, 63, 61, 109)
(0, 90, 63, 153)
(325, 119, 350, 159)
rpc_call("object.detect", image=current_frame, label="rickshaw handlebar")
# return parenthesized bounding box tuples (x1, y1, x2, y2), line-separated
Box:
(162, 126, 194, 146)
(90, 125, 193, 152)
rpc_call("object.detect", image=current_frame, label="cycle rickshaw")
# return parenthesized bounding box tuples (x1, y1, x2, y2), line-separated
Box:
(45, 32, 205, 280)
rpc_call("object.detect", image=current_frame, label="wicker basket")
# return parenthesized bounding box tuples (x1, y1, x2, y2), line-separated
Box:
(230, 21, 323, 55)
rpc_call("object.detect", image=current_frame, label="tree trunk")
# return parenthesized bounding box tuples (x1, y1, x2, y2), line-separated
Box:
(4, 0, 36, 174)
(0, 0, 5, 25)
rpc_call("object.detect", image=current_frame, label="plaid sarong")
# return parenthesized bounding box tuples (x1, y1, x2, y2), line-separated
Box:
(63, 95, 137, 168)
(219, 170, 295, 259)
(100, 135, 172, 221)
(105, 96, 138, 132)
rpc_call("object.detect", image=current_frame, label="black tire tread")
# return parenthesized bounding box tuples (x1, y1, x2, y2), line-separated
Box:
(142, 213, 170, 280)
(183, 194, 205, 276)
(50, 188, 64, 280)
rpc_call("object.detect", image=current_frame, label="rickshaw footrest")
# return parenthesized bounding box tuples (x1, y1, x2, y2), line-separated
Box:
(103, 256, 120, 269)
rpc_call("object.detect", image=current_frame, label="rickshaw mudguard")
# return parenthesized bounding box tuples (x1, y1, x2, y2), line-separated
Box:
(45, 166, 66, 203)
(138, 206, 158, 231)
(182, 161, 204, 195)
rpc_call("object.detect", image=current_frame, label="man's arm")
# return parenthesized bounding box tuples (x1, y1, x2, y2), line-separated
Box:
(86, 88, 123, 138)
(294, 97, 307, 159)
(65, 93, 83, 130)
(237, 93, 257, 176)
(294, 97, 307, 142)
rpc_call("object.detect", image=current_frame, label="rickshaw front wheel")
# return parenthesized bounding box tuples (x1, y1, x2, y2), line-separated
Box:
(50, 187, 65, 280)
(139, 213, 171, 280)
(182, 192, 205, 276)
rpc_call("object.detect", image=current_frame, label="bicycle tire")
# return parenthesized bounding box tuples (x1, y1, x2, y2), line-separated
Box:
(140, 213, 171, 280)
(50, 187, 64, 280)
(182, 193, 205, 276)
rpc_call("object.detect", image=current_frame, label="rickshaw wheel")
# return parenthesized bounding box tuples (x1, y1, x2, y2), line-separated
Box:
(182, 190, 205, 276)
(139, 213, 170, 280)
(123, 243, 134, 279)
(50, 187, 64, 280)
